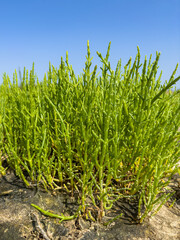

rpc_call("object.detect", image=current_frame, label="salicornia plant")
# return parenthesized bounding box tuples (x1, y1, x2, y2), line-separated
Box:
(0, 41, 179, 224)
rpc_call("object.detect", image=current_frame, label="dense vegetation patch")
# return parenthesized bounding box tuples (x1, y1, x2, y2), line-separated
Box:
(0, 42, 180, 223)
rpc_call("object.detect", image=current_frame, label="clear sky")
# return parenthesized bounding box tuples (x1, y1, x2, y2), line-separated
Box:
(0, 0, 180, 89)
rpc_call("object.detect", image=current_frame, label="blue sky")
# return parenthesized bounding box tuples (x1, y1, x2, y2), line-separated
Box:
(0, 0, 180, 89)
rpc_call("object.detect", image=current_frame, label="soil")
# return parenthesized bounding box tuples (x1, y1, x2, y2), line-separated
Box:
(0, 169, 179, 240)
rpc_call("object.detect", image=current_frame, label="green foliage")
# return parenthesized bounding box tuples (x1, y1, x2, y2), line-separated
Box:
(0, 41, 180, 223)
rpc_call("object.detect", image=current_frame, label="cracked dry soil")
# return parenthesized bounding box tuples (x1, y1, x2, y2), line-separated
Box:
(0, 170, 179, 240)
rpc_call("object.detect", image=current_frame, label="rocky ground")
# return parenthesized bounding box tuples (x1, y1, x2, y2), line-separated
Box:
(0, 169, 179, 240)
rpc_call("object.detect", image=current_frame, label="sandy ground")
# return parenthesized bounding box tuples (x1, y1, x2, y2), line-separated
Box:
(0, 169, 179, 240)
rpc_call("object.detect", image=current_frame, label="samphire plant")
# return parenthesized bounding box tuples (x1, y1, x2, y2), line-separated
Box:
(0, 41, 180, 224)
